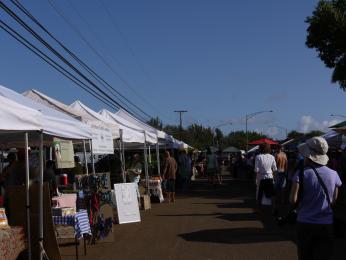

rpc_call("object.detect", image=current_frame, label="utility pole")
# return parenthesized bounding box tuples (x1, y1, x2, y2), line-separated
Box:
(174, 110, 188, 131)
(174, 110, 187, 140)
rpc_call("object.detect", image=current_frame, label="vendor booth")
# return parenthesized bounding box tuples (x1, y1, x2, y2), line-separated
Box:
(0, 85, 94, 260)
(0, 94, 42, 260)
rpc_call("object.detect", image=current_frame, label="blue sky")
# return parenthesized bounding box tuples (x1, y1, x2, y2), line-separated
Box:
(0, 0, 345, 139)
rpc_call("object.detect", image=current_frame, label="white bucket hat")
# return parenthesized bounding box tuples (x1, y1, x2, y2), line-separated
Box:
(298, 136, 329, 165)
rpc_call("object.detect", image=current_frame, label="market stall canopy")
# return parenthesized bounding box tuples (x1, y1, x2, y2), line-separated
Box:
(23, 90, 114, 154)
(223, 146, 240, 153)
(23, 89, 82, 120)
(322, 130, 343, 150)
(0, 95, 42, 132)
(0, 85, 92, 140)
(249, 138, 278, 145)
(330, 121, 346, 134)
(115, 109, 168, 140)
(99, 109, 157, 144)
(246, 145, 259, 154)
(70, 100, 120, 139)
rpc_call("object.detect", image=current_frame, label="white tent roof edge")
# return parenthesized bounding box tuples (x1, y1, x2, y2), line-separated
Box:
(0, 85, 92, 140)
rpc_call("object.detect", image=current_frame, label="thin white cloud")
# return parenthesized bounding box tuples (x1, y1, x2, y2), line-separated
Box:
(266, 127, 280, 137)
(298, 115, 341, 133)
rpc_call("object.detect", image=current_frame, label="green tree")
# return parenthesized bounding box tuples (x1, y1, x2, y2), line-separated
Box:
(223, 131, 267, 151)
(287, 130, 325, 139)
(306, 0, 346, 89)
(147, 117, 163, 130)
(306, 130, 325, 138)
(287, 130, 305, 139)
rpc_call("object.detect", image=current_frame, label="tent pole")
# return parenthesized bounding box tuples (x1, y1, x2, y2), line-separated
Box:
(49, 146, 52, 161)
(122, 138, 126, 182)
(89, 139, 95, 174)
(118, 139, 124, 182)
(1, 149, 3, 173)
(83, 140, 88, 175)
(148, 145, 152, 164)
(39, 131, 44, 260)
(119, 129, 126, 183)
(24, 132, 32, 260)
(156, 143, 161, 177)
(143, 131, 150, 195)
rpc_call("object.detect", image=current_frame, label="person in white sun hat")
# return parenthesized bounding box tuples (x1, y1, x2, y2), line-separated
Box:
(290, 136, 342, 260)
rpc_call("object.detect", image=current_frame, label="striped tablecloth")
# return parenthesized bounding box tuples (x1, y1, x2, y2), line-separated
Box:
(53, 210, 91, 239)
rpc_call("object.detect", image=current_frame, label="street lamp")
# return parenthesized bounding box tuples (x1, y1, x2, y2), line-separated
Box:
(330, 114, 346, 119)
(212, 122, 232, 148)
(246, 110, 273, 152)
(269, 125, 288, 138)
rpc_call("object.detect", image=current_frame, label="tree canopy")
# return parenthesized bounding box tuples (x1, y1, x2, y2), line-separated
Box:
(287, 130, 325, 140)
(306, 0, 346, 89)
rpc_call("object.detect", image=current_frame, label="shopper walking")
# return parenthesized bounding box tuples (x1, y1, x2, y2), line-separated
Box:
(206, 147, 219, 186)
(162, 151, 177, 203)
(178, 149, 192, 190)
(275, 145, 288, 204)
(290, 137, 342, 260)
(254, 143, 277, 213)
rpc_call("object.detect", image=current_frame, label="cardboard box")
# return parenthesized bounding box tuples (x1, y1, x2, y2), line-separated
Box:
(140, 195, 151, 210)
(52, 207, 76, 217)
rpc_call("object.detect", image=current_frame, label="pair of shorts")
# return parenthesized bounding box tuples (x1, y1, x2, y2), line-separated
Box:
(257, 178, 274, 202)
(274, 171, 287, 191)
(166, 179, 175, 192)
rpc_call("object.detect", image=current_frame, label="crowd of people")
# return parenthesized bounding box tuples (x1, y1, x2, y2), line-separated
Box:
(253, 138, 344, 260)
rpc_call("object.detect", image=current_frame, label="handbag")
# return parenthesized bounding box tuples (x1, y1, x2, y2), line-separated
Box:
(277, 166, 304, 226)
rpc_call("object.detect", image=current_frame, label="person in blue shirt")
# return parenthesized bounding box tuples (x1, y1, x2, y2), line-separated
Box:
(290, 137, 342, 260)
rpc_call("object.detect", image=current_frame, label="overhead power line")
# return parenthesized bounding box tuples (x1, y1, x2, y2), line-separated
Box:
(0, 19, 117, 110)
(9, 0, 151, 121)
(46, 0, 153, 120)
(0, 0, 150, 122)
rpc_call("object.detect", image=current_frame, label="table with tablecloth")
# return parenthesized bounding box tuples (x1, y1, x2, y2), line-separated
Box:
(52, 210, 91, 239)
(52, 193, 77, 208)
(0, 226, 26, 260)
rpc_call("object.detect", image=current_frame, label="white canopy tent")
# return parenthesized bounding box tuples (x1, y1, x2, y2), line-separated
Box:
(24, 90, 117, 178)
(99, 109, 152, 145)
(0, 85, 93, 260)
(0, 95, 42, 132)
(115, 109, 167, 141)
(0, 86, 92, 141)
(0, 95, 44, 259)
(23, 89, 82, 120)
(99, 109, 158, 188)
(70, 100, 120, 139)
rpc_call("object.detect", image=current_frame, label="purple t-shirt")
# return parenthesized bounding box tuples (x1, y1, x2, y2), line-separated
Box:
(293, 165, 342, 224)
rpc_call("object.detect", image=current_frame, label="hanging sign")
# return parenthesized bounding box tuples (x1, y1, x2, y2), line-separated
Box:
(114, 183, 141, 224)
(89, 123, 114, 154)
(53, 138, 75, 169)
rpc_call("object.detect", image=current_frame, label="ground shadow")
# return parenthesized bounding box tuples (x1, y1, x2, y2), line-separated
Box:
(217, 212, 258, 222)
(156, 213, 218, 217)
(157, 212, 258, 222)
(191, 200, 254, 209)
(179, 227, 295, 244)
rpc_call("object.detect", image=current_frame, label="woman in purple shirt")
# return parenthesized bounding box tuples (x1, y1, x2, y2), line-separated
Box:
(290, 137, 342, 260)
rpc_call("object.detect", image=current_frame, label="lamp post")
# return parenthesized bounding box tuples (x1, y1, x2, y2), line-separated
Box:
(246, 110, 273, 152)
(212, 122, 232, 149)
